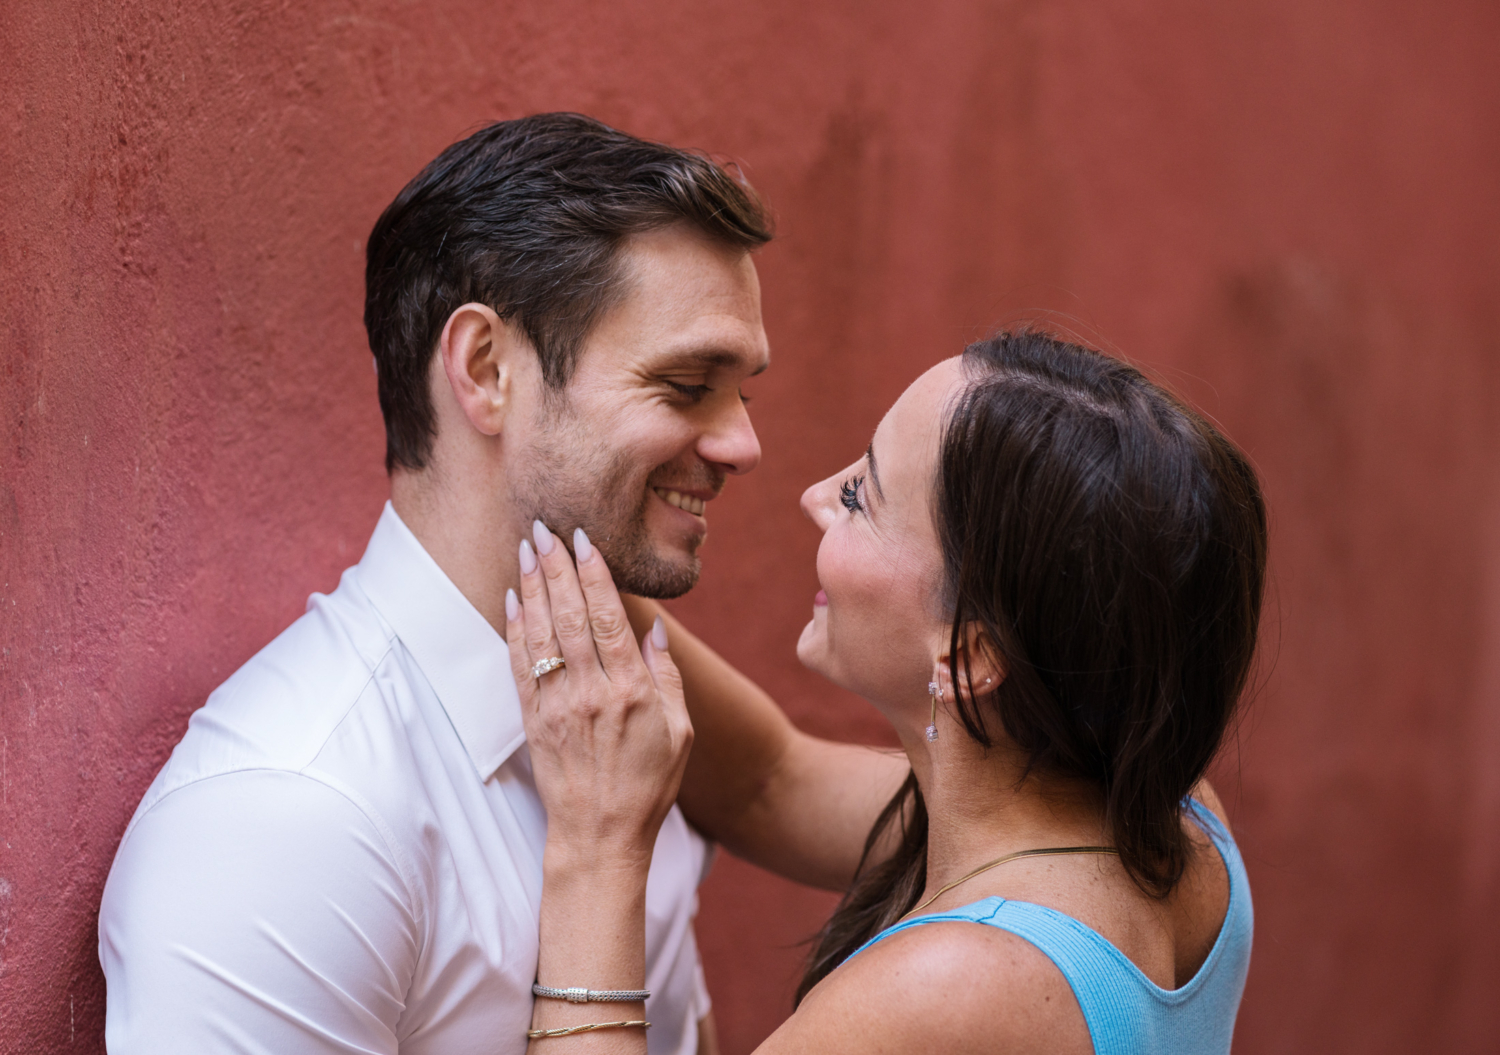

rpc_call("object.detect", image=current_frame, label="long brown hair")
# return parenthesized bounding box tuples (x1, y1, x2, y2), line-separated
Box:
(797, 331, 1267, 1002)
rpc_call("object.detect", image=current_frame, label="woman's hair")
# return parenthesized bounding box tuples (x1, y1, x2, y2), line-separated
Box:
(797, 330, 1267, 1002)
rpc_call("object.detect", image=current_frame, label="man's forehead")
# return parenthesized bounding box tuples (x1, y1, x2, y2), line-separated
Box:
(569, 229, 770, 377)
(617, 230, 761, 310)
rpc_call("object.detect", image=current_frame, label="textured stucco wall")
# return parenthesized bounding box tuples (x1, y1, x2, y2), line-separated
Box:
(3, 1, 1498, 1052)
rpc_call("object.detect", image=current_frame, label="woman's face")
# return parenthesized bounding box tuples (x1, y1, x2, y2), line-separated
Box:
(796, 358, 963, 729)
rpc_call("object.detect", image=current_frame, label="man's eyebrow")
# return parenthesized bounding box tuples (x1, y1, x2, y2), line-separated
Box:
(658, 349, 770, 375)
(866, 442, 885, 501)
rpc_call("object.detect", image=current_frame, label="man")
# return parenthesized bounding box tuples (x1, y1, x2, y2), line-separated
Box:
(99, 113, 772, 1054)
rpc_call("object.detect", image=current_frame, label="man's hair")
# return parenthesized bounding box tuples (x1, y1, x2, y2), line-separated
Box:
(364, 113, 774, 472)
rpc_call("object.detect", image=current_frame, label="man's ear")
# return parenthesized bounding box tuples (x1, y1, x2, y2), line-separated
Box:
(438, 302, 522, 437)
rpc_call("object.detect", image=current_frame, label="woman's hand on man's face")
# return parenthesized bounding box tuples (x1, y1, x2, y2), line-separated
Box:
(507, 520, 693, 874)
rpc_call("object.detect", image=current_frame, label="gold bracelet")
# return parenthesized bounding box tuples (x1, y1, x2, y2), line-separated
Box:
(526, 1020, 650, 1040)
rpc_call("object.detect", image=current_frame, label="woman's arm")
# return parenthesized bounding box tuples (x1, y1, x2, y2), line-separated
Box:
(623, 598, 908, 891)
(509, 527, 693, 1053)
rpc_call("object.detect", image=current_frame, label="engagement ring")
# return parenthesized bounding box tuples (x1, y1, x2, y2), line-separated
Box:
(531, 656, 566, 679)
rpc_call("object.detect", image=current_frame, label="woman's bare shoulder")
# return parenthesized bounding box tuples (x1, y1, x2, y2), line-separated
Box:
(754, 920, 1092, 1055)
(1190, 778, 1231, 831)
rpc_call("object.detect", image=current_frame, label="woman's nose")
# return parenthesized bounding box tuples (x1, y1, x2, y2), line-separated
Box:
(800, 476, 838, 530)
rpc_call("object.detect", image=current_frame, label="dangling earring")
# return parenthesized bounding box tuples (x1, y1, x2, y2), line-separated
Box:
(926, 681, 941, 742)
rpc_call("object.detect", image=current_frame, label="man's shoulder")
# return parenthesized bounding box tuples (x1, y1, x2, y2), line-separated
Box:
(134, 567, 401, 824)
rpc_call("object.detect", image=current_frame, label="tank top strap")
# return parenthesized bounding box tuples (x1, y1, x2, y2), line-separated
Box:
(846, 898, 1007, 961)
(1183, 797, 1251, 895)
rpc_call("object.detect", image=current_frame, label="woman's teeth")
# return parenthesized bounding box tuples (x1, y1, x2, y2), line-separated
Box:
(653, 488, 706, 516)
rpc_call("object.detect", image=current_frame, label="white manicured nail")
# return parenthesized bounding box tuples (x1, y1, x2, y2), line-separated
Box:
(519, 538, 537, 575)
(574, 527, 593, 563)
(651, 616, 668, 651)
(532, 520, 555, 556)
(505, 588, 519, 621)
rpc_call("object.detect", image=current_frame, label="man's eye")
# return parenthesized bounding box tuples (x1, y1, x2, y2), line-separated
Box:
(665, 381, 711, 400)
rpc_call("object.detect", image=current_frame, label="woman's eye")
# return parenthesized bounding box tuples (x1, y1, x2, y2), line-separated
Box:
(665, 380, 711, 401)
(839, 475, 864, 514)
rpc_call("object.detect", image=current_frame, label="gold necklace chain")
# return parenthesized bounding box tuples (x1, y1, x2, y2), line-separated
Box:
(905, 845, 1120, 919)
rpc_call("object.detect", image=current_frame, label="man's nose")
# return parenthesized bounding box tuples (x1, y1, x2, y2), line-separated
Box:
(697, 396, 762, 476)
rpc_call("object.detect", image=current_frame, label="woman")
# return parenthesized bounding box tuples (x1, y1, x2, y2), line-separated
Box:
(505, 331, 1266, 1053)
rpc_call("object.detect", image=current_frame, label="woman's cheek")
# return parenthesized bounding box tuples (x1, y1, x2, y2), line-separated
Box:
(823, 567, 888, 681)
(805, 532, 856, 672)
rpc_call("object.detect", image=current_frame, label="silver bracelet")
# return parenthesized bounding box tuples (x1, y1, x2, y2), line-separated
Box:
(532, 983, 651, 1004)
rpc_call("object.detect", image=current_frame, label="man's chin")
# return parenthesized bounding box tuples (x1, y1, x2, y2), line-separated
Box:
(604, 549, 702, 600)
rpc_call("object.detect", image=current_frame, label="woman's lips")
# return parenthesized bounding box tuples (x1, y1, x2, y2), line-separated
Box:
(814, 590, 828, 607)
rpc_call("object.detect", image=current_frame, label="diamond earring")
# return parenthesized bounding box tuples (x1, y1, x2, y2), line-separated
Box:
(926, 681, 941, 742)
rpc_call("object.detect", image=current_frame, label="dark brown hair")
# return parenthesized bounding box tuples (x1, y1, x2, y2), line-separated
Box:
(798, 331, 1267, 1001)
(364, 113, 772, 472)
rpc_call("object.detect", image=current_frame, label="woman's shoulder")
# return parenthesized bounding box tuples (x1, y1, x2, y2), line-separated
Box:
(1189, 779, 1232, 833)
(755, 915, 1093, 1055)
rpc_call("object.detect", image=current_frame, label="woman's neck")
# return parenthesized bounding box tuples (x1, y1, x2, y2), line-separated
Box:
(904, 725, 1110, 896)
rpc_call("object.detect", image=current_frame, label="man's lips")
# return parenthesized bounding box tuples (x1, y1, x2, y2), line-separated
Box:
(814, 590, 828, 607)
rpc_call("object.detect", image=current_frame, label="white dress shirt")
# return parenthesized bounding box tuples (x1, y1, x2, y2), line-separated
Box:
(99, 503, 711, 1055)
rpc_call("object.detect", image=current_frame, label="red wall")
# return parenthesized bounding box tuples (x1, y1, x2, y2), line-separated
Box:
(3, 1, 1498, 1051)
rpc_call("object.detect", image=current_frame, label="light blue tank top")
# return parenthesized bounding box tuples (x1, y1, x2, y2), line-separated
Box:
(849, 801, 1252, 1055)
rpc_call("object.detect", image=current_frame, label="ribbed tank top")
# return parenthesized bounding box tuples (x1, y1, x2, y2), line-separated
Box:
(848, 801, 1252, 1055)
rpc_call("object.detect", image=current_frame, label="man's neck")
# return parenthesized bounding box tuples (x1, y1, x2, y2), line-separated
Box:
(390, 466, 520, 637)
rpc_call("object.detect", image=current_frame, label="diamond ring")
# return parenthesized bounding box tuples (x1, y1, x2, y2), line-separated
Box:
(531, 656, 566, 679)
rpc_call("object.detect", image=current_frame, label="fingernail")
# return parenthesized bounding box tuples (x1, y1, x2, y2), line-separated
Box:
(519, 538, 537, 575)
(573, 527, 593, 563)
(651, 616, 668, 652)
(505, 588, 519, 621)
(532, 519, 555, 556)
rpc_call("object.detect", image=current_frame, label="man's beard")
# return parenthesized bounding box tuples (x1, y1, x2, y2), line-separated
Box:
(511, 426, 717, 600)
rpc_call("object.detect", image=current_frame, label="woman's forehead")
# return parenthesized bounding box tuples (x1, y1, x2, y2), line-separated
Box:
(877, 359, 964, 447)
(871, 358, 965, 492)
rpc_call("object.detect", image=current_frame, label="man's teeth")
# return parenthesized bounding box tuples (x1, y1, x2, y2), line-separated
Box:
(653, 488, 706, 516)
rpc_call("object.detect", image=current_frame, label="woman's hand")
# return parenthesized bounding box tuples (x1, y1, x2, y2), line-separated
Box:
(506, 521, 693, 874)
(508, 522, 690, 1051)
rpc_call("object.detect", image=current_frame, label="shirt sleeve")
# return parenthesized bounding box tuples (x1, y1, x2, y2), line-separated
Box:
(99, 769, 420, 1055)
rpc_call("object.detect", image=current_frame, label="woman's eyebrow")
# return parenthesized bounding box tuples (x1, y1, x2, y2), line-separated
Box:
(866, 442, 885, 501)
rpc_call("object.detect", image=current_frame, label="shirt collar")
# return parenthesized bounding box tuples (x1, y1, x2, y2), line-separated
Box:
(354, 501, 524, 781)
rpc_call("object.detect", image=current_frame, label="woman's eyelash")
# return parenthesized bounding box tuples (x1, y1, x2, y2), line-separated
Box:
(840, 475, 864, 514)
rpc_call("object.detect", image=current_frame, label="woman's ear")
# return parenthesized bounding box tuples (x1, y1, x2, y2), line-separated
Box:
(935, 626, 1005, 702)
(438, 302, 523, 436)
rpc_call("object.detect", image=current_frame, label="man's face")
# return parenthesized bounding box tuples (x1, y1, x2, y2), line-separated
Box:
(508, 225, 769, 598)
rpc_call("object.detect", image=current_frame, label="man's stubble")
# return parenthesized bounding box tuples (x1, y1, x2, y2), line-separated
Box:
(511, 407, 714, 600)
